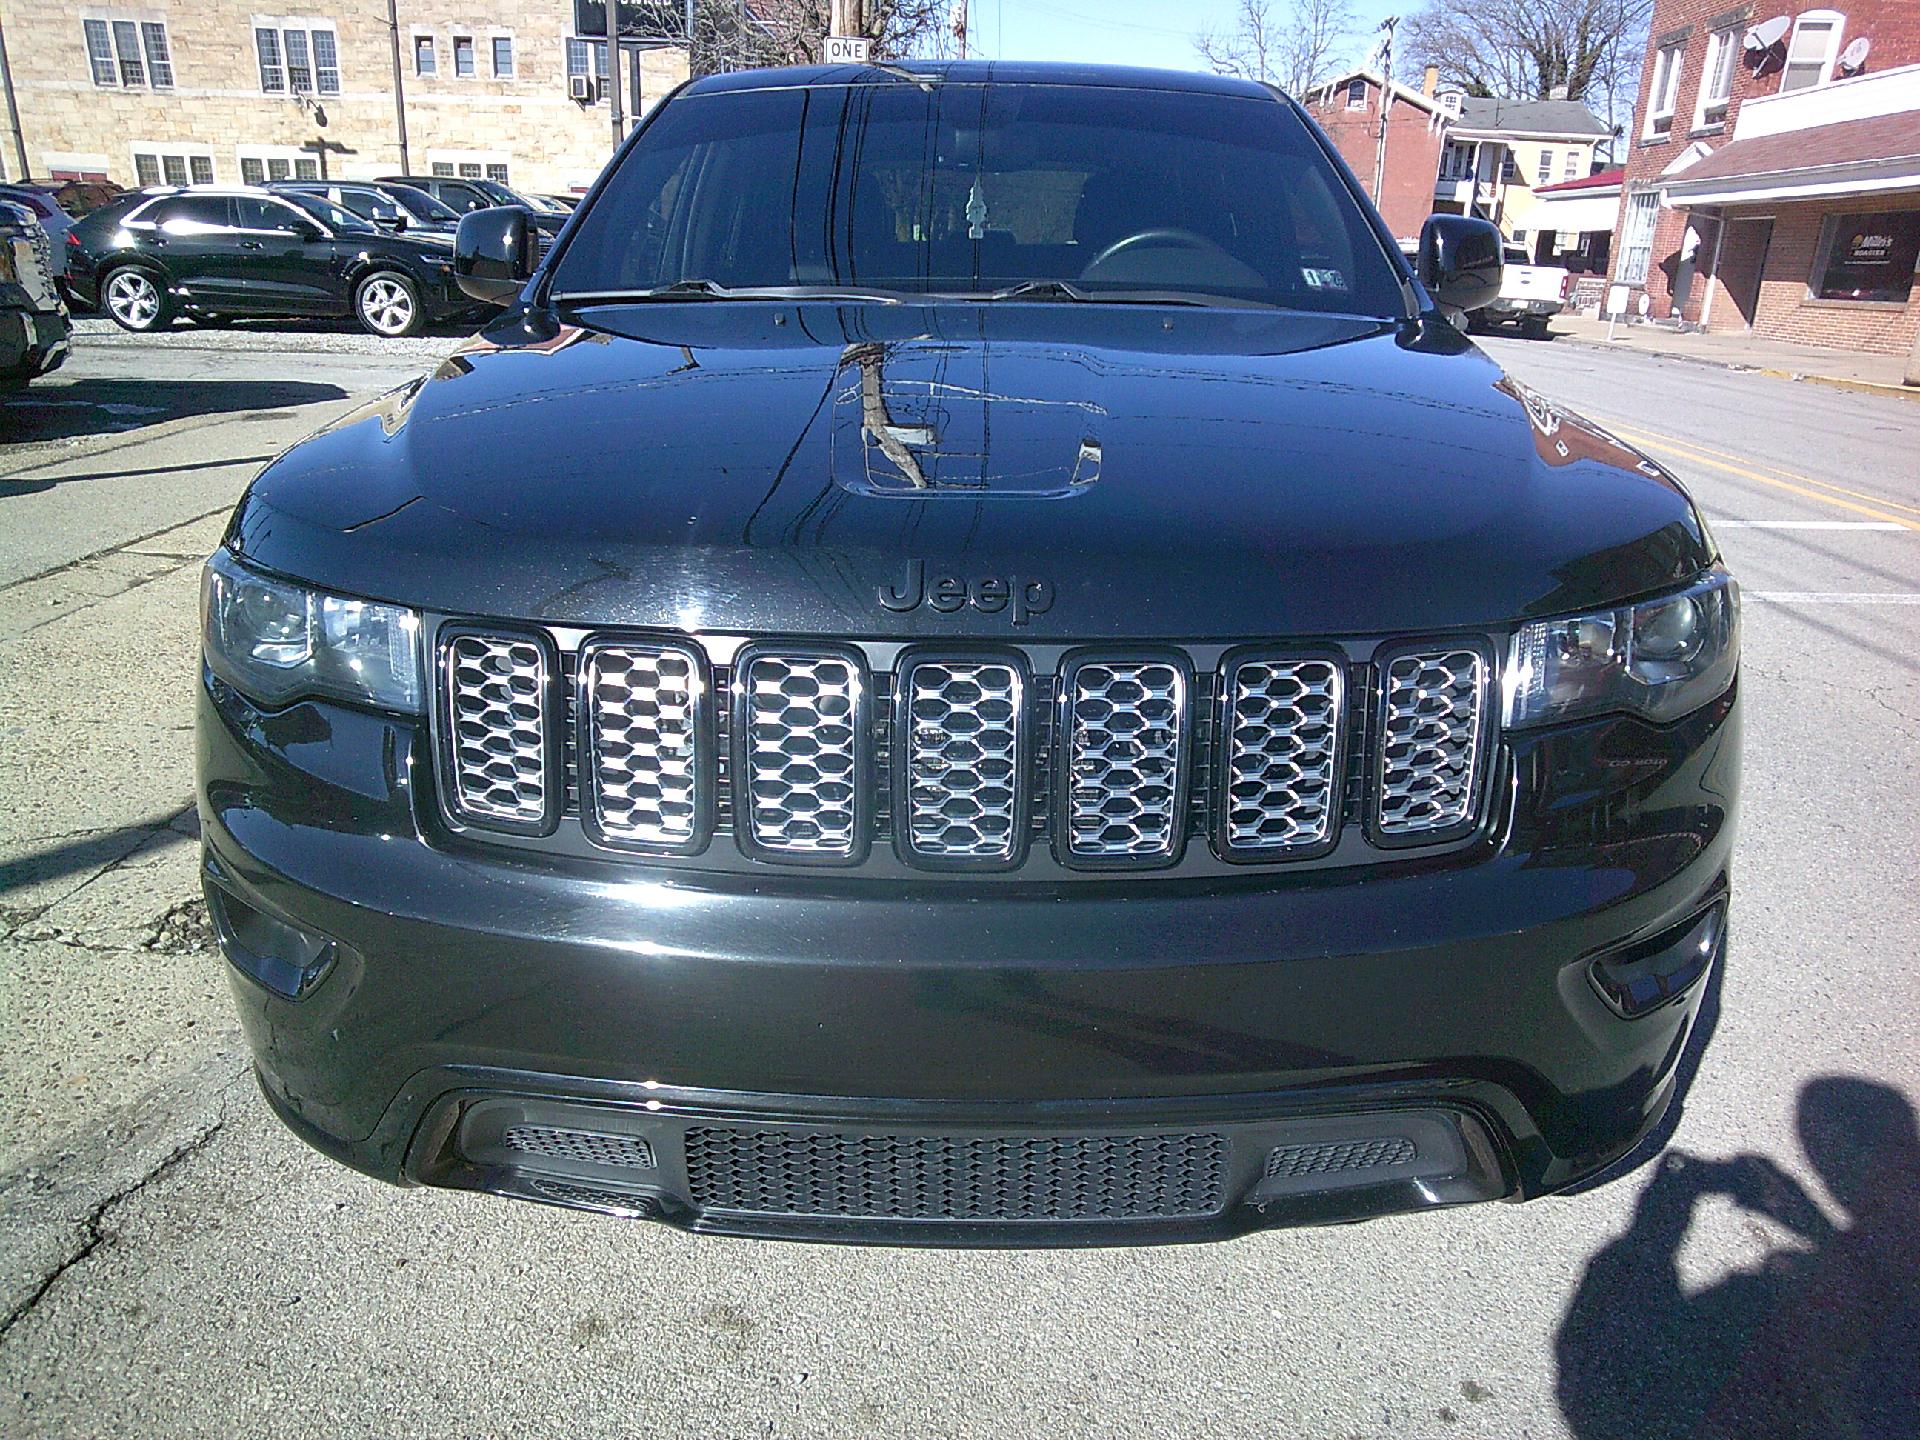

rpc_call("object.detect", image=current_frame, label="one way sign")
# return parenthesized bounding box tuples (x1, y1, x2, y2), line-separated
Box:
(824, 33, 872, 64)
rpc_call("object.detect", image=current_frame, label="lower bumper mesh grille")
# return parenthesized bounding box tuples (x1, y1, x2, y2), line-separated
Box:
(1264, 1136, 1417, 1180)
(682, 1127, 1230, 1221)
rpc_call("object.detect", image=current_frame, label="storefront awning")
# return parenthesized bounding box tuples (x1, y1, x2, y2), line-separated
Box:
(1526, 193, 1620, 232)
(1661, 110, 1920, 206)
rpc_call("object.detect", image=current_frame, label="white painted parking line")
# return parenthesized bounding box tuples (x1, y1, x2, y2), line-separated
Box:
(1714, 520, 1908, 530)
(1747, 592, 1920, 604)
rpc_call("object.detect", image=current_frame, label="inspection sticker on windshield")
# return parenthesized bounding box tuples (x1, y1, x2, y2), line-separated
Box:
(1301, 267, 1346, 290)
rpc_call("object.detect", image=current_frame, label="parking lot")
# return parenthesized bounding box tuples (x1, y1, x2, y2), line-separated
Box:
(1, 318, 1916, 1438)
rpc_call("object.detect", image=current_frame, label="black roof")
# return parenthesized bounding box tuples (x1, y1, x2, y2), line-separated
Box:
(684, 60, 1276, 101)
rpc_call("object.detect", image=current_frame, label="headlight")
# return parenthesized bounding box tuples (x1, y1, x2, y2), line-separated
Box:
(201, 549, 422, 713)
(1504, 568, 1738, 729)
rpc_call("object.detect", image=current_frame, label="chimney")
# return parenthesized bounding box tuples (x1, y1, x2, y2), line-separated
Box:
(1422, 64, 1438, 97)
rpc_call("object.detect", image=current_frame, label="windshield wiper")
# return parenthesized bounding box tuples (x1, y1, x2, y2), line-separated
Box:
(552, 279, 904, 304)
(981, 279, 1092, 303)
(967, 280, 1260, 308)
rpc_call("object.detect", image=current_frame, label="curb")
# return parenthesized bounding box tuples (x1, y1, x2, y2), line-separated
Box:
(1553, 331, 1920, 402)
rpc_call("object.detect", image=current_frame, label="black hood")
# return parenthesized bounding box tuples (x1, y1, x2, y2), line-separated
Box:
(230, 303, 1713, 638)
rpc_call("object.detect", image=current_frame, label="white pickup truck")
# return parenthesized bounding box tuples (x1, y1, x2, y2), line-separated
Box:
(1470, 246, 1569, 338)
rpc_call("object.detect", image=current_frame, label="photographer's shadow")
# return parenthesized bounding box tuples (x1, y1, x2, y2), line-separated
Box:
(1556, 1076, 1919, 1439)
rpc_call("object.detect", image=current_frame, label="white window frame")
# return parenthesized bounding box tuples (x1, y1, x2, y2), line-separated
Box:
(1646, 42, 1684, 137)
(452, 33, 477, 80)
(255, 20, 340, 97)
(129, 142, 215, 188)
(565, 35, 609, 102)
(1696, 27, 1738, 127)
(1345, 78, 1367, 111)
(490, 32, 515, 79)
(83, 15, 174, 91)
(413, 30, 437, 78)
(237, 144, 322, 185)
(1536, 149, 1553, 186)
(425, 149, 511, 184)
(1780, 10, 1845, 94)
(1563, 149, 1581, 182)
(1618, 190, 1660, 285)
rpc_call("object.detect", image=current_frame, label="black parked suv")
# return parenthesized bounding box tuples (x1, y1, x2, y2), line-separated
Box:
(66, 186, 479, 336)
(273, 180, 462, 240)
(378, 175, 567, 232)
(201, 64, 1739, 1245)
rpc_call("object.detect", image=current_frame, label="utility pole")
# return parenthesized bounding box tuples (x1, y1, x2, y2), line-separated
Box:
(0, 21, 29, 182)
(1371, 15, 1398, 208)
(955, 0, 968, 59)
(385, 0, 410, 174)
(607, 0, 624, 151)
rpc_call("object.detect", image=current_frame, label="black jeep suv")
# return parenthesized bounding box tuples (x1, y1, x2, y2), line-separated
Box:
(67, 187, 477, 336)
(200, 64, 1739, 1246)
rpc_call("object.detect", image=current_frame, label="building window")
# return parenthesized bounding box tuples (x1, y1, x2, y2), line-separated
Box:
(1441, 140, 1473, 181)
(1500, 149, 1519, 183)
(240, 156, 264, 185)
(458, 162, 482, 179)
(1697, 28, 1737, 126)
(132, 146, 214, 187)
(431, 161, 455, 176)
(1618, 191, 1660, 285)
(454, 35, 476, 78)
(83, 18, 174, 90)
(1536, 150, 1553, 186)
(1781, 11, 1844, 94)
(1811, 212, 1920, 303)
(83, 21, 116, 87)
(492, 36, 515, 77)
(486, 163, 510, 183)
(256, 25, 339, 95)
(1563, 149, 1580, 181)
(109, 21, 144, 86)
(566, 37, 608, 99)
(1345, 78, 1367, 111)
(1646, 43, 1684, 137)
(414, 34, 436, 77)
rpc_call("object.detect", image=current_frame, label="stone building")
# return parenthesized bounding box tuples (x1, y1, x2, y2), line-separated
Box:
(1610, 1, 1920, 358)
(0, 1, 690, 197)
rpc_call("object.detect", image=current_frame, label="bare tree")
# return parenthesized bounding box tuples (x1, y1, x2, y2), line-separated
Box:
(674, 0, 962, 76)
(1401, 0, 1650, 132)
(1195, 0, 1359, 98)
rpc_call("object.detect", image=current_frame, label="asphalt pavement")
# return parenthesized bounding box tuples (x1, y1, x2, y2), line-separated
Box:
(0, 322, 1914, 1439)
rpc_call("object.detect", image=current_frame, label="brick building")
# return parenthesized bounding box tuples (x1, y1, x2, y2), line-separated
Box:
(1306, 69, 1608, 254)
(1303, 69, 1453, 242)
(1611, 2, 1920, 360)
(0, 1, 690, 198)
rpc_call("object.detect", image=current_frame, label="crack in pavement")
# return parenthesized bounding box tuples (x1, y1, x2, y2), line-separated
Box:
(0, 1119, 225, 1346)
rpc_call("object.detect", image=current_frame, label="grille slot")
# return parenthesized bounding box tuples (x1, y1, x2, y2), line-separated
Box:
(896, 655, 1028, 866)
(734, 648, 869, 862)
(683, 1127, 1230, 1221)
(1058, 655, 1192, 865)
(439, 630, 556, 833)
(1218, 654, 1344, 857)
(579, 639, 709, 853)
(1264, 1136, 1417, 1180)
(503, 1125, 658, 1171)
(1376, 647, 1488, 838)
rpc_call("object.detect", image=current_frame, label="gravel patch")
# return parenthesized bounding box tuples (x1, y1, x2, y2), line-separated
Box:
(69, 316, 473, 362)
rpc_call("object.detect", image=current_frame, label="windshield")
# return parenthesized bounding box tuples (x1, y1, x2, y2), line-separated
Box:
(473, 178, 544, 210)
(384, 183, 459, 222)
(550, 83, 1403, 314)
(332, 190, 405, 225)
(283, 192, 378, 235)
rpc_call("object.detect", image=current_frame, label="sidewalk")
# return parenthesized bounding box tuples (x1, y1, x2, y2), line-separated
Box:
(1550, 313, 1920, 399)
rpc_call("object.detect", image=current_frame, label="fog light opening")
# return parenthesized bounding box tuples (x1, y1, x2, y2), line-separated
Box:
(1590, 903, 1725, 1018)
(205, 883, 339, 1000)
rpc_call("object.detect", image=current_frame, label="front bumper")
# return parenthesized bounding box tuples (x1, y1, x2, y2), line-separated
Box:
(199, 673, 1738, 1244)
(0, 303, 70, 385)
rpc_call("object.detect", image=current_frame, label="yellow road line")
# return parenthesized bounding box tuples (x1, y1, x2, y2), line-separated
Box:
(1607, 427, 1920, 532)
(1609, 422, 1920, 520)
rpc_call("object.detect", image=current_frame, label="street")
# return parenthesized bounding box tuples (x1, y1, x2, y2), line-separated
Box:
(1, 321, 1916, 1438)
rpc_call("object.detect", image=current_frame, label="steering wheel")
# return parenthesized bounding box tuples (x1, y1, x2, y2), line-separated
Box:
(1084, 227, 1216, 272)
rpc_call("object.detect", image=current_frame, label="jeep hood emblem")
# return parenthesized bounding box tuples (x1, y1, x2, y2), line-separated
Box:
(878, 561, 1055, 625)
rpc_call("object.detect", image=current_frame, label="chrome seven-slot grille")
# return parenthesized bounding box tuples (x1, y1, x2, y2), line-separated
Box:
(435, 631, 1492, 871)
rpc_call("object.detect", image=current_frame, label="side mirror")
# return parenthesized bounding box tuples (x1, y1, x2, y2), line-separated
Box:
(386, 212, 408, 233)
(1417, 214, 1504, 318)
(453, 205, 533, 304)
(290, 220, 326, 243)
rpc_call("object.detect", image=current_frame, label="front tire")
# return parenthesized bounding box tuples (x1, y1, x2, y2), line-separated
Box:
(354, 271, 425, 338)
(101, 266, 173, 332)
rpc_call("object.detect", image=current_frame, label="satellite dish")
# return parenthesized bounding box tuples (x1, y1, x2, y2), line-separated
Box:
(1746, 16, 1790, 51)
(1838, 36, 1871, 73)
